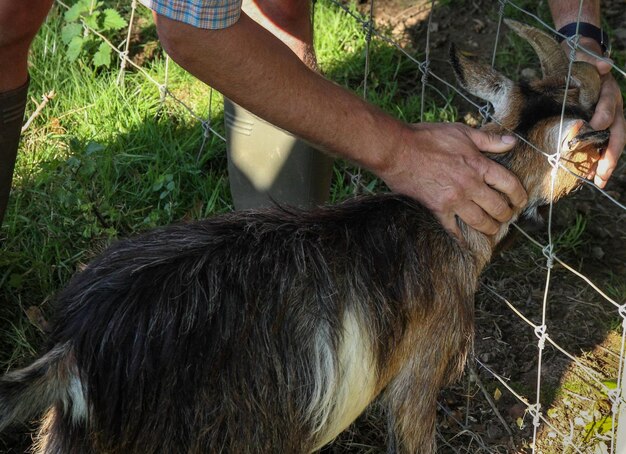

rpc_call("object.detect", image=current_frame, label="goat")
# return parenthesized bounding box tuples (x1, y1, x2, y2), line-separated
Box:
(0, 20, 610, 454)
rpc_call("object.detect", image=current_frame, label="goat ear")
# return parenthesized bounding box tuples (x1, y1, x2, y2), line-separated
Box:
(504, 19, 601, 109)
(449, 44, 515, 120)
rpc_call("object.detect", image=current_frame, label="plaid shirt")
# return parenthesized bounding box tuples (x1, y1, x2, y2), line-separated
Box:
(140, 0, 243, 29)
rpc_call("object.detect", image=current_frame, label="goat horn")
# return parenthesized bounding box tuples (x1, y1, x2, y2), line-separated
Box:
(505, 19, 601, 110)
(504, 19, 568, 77)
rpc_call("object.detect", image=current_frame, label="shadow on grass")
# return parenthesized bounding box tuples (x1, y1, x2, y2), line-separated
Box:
(2, 0, 625, 452)
(0, 15, 420, 450)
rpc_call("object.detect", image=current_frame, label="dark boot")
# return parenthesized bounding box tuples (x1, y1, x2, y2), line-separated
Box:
(224, 98, 334, 210)
(0, 79, 28, 226)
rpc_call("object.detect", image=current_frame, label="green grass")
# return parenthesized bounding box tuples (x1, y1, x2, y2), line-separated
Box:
(0, 0, 448, 369)
(3, 6, 230, 367)
(554, 213, 587, 253)
(1, 1, 625, 452)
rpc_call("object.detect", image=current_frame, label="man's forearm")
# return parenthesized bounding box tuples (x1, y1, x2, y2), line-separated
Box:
(155, 12, 408, 177)
(548, 0, 624, 190)
(549, 0, 603, 54)
(548, 0, 600, 29)
(154, 10, 529, 237)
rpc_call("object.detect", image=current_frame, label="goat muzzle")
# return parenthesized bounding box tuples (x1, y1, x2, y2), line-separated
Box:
(567, 125, 610, 153)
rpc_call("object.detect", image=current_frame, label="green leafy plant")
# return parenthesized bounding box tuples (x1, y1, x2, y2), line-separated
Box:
(554, 213, 587, 253)
(61, 0, 127, 68)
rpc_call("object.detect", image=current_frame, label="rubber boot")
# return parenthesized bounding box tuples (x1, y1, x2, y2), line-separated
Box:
(0, 79, 28, 227)
(224, 98, 334, 210)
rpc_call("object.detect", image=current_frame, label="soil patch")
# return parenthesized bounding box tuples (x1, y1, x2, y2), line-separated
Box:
(340, 1, 626, 452)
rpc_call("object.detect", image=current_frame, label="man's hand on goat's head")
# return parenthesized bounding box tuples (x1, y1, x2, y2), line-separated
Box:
(565, 37, 626, 188)
(379, 122, 527, 240)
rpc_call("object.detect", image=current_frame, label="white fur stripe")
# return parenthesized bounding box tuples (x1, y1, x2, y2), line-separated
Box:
(311, 309, 377, 450)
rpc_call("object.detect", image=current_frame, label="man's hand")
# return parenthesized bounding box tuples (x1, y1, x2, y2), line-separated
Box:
(155, 13, 527, 237)
(548, 1, 624, 187)
(380, 122, 527, 238)
(570, 38, 625, 188)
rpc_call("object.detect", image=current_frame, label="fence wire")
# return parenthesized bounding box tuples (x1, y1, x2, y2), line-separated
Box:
(318, 5, 625, 449)
(323, 4, 626, 449)
(55, 0, 224, 153)
(48, 0, 626, 452)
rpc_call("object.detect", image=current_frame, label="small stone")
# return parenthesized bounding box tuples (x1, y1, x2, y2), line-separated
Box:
(574, 416, 585, 426)
(605, 8, 621, 17)
(509, 403, 526, 419)
(472, 19, 485, 33)
(594, 441, 609, 454)
(464, 112, 481, 128)
(521, 67, 538, 80)
(591, 246, 605, 260)
(588, 224, 610, 239)
(487, 424, 503, 439)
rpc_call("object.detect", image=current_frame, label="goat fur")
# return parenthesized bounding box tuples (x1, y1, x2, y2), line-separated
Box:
(0, 20, 609, 454)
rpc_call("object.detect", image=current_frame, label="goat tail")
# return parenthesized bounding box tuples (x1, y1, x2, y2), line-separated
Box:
(0, 342, 83, 432)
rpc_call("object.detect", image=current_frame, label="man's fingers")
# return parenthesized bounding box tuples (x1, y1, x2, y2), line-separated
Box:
(464, 126, 528, 209)
(472, 186, 513, 223)
(595, 118, 625, 187)
(455, 203, 499, 236)
(594, 58, 613, 76)
(464, 127, 517, 154)
(590, 77, 618, 131)
(594, 145, 621, 188)
(482, 160, 528, 209)
(397, 123, 530, 239)
(593, 76, 625, 188)
(436, 211, 463, 241)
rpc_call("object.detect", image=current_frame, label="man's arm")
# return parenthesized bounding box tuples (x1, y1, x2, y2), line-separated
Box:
(155, 13, 526, 237)
(549, 0, 625, 188)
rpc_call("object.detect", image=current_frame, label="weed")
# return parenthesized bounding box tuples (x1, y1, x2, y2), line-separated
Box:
(1, 0, 450, 368)
(554, 213, 587, 253)
(61, 0, 128, 68)
(1, 2, 624, 453)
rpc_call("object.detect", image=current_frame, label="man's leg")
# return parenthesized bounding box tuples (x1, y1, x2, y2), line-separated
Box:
(225, 0, 334, 210)
(0, 0, 53, 226)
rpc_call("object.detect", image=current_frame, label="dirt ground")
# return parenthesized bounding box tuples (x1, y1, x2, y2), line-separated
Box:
(1, 1, 625, 453)
(326, 0, 626, 452)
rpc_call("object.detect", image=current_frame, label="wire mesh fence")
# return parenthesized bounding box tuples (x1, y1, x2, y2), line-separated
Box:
(33, 0, 626, 452)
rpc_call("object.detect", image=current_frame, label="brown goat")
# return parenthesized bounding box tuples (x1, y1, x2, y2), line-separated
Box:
(0, 20, 609, 454)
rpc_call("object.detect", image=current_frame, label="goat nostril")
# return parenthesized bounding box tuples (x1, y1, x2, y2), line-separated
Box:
(562, 120, 586, 151)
